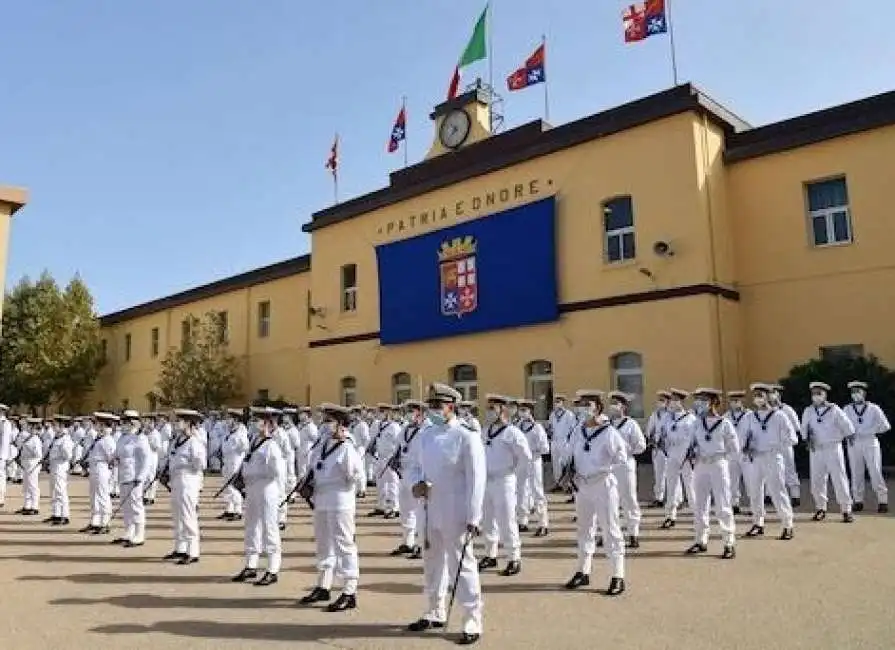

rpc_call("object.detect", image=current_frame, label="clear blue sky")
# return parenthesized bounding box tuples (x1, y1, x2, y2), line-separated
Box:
(2, 1, 891, 316)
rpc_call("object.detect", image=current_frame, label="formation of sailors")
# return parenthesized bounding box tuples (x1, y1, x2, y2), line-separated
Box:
(0, 377, 889, 647)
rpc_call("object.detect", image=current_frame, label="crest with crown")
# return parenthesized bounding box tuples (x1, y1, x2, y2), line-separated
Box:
(438, 235, 477, 262)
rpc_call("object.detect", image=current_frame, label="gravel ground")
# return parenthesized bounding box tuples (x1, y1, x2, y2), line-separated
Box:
(1, 470, 893, 650)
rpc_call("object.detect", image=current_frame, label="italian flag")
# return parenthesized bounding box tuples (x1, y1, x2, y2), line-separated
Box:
(447, 5, 488, 100)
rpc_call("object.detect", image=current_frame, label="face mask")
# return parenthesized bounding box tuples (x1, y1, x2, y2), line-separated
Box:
(518, 409, 533, 420)
(852, 391, 865, 403)
(428, 409, 446, 426)
(669, 399, 682, 412)
(811, 393, 826, 406)
(554, 403, 564, 411)
(729, 400, 742, 411)
(753, 396, 766, 409)
(656, 400, 667, 410)
(131, 423, 141, 434)
(607, 405, 623, 420)
(103, 425, 113, 435)
(693, 399, 708, 414)
(768, 392, 781, 405)
(486, 408, 499, 422)
(584, 405, 597, 419)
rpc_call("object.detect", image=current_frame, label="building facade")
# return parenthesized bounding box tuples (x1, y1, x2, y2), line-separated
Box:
(0, 185, 28, 328)
(93, 84, 895, 419)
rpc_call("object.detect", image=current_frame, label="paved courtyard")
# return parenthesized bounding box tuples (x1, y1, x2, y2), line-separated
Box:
(1, 470, 893, 650)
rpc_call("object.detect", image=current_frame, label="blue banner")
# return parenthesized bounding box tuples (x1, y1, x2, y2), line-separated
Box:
(376, 196, 558, 345)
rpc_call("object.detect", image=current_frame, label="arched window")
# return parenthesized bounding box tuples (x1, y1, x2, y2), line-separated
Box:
(340, 376, 357, 407)
(610, 352, 644, 417)
(602, 196, 636, 264)
(392, 372, 412, 404)
(449, 364, 478, 402)
(525, 360, 553, 421)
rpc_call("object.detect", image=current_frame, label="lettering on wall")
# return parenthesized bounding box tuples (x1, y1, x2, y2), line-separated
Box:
(376, 178, 553, 238)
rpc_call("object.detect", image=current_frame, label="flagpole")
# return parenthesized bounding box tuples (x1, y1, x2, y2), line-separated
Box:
(542, 34, 550, 124)
(487, 1, 494, 132)
(333, 133, 339, 205)
(666, 0, 680, 86)
(402, 96, 408, 168)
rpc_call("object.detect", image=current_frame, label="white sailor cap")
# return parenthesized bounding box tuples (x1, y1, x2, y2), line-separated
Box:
(656, 390, 672, 399)
(93, 411, 121, 422)
(484, 393, 509, 405)
(693, 387, 722, 398)
(226, 407, 244, 417)
(847, 380, 868, 390)
(749, 382, 772, 393)
(809, 381, 831, 392)
(121, 409, 141, 420)
(281, 407, 298, 415)
(250, 406, 282, 418)
(553, 394, 569, 402)
(575, 389, 604, 401)
(54, 414, 73, 421)
(173, 408, 203, 419)
(458, 400, 476, 408)
(669, 388, 690, 399)
(298, 406, 312, 413)
(427, 383, 462, 404)
(26, 416, 43, 424)
(319, 403, 352, 423)
(607, 390, 632, 404)
(516, 398, 536, 408)
(769, 384, 784, 392)
(402, 399, 426, 410)
(727, 390, 746, 399)
(347, 404, 363, 412)
(375, 402, 393, 411)
(0, 404, 8, 411)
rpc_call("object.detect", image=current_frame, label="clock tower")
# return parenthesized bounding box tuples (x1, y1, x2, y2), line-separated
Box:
(425, 82, 492, 160)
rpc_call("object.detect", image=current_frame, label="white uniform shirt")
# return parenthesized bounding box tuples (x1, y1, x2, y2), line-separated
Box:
(350, 420, 370, 450)
(48, 433, 75, 467)
(843, 401, 891, 438)
(614, 417, 647, 460)
(570, 417, 628, 479)
(222, 424, 250, 460)
(242, 436, 284, 486)
(690, 414, 739, 460)
(482, 421, 532, 478)
(743, 408, 797, 454)
(89, 433, 117, 469)
(549, 407, 577, 447)
(800, 403, 854, 446)
(397, 419, 431, 477)
(0, 417, 13, 461)
(168, 434, 207, 478)
(462, 415, 482, 434)
(646, 408, 669, 445)
(310, 436, 363, 511)
(661, 410, 697, 460)
(408, 416, 487, 529)
(297, 420, 320, 457)
(19, 430, 43, 469)
(725, 408, 753, 461)
(518, 418, 550, 457)
(116, 431, 153, 484)
(373, 419, 402, 462)
(147, 427, 162, 456)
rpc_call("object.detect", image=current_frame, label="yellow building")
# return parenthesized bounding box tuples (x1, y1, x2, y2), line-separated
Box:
(0, 185, 29, 326)
(94, 83, 895, 419)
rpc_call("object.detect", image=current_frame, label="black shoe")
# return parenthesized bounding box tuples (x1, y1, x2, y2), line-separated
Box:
(325, 593, 357, 612)
(366, 480, 376, 488)
(216, 512, 228, 520)
(843, 512, 855, 523)
(650, 499, 665, 508)
(477, 556, 497, 571)
(732, 505, 741, 515)
(58, 518, 70, 526)
(595, 537, 604, 548)
(390, 544, 413, 556)
(764, 496, 773, 506)
(408, 546, 422, 559)
(779, 527, 794, 541)
(879, 503, 889, 514)
(565, 496, 575, 504)
(123, 540, 144, 548)
(457, 632, 481, 645)
(143, 498, 150, 506)
(721, 545, 736, 559)
(231, 567, 258, 583)
(176, 556, 199, 565)
(853, 502, 864, 513)
(626, 536, 640, 549)
(147, 499, 155, 505)
(499, 560, 521, 576)
(686, 543, 708, 554)
(43, 516, 57, 524)
(356, 492, 366, 499)
(745, 524, 764, 537)
(564, 572, 589, 589)
(111, 537, 129, 545)
(278, 523, 286, 531)
(368, 508, 385, 517)
(407, 618, 445, 632)
(385, 510, 400, 520)
(94, 526, 110, 535)
(534, 526, 549, 537)
(299, 587, 331, 604)
(812, 510, 826, 521)
(791, 497, 801, 508)
(607, 577, 625, 596)
(518, 523, 530, 533)
(253, 571, 277, 586)
(661, 518, 676, 529)
(163, 551, 187, 561)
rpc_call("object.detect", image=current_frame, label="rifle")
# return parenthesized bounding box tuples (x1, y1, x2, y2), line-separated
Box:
(280, 470, 315, 509)
(742, 432, 754, 462)
(213, 467, 245, 499)
(553, 458, 577, 493)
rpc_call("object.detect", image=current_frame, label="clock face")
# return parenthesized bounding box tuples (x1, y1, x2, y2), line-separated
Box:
(439, 109, 471, 149)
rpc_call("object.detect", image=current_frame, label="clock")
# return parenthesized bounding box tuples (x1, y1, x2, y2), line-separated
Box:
(439, 109, 471, 149)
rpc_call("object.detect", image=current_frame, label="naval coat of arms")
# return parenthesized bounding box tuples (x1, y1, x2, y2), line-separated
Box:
(438, 236, 478, 318)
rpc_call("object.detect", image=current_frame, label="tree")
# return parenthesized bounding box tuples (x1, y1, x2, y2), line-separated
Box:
(155, 311, 243, 410)
(0, 271, 104, 411)
(778, 354, 895, 470)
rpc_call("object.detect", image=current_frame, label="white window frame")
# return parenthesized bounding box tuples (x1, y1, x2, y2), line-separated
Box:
(450, 364, 479, 402)
(341, 264, 358, 313)
(525, 360, 554, 422)
(258, 301, 271, 338)
(392, 373, 412, 404)
(611, 352, 644, 418)
(340, 377, 357, 407)
(808, 205, 852, 248)
(603, 197, 636, 264)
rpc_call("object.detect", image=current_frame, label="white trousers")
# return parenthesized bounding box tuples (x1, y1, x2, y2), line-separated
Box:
(355, 448, 368, 494)
(276, 472, 288, 524)
(740, 458, 762, 512)
(120, 481, 146, 543)
(172, 479, 201, 557)
(365, 454, 376, 483)
(749, 452, 794, 528)
(144, 455, 159, 501)
(612, 459, 641, 537)
(518, 458, 548, 528)
(89, 465, 112, 526)
(782, 445, 801, 498)
(728, 457, 744, 506)
(652, 449, 668, 501)
(110, 466, 119, 496)
(22, 463, 40, 509)
(221, 459, 244, 514)
(693, 459, 735, 546)
(847, 436, 888, 505)
(376, 464, 399, 511)
(483, 474, 520, 561)
(398, 481, 422, 547)
(664, 458, 694, 519)
(0, 461, 7, 504)
(50, 464, 70, 518)
(423, 525, 483, 635)
(550, 443, 565, 488)
(245, 481, 282, 572)
(8, 458, 21, 482)
(285, 451, 297, 496)
(809, 444, 852, 512)
(314, 508, 359, 594)
(575, 474, 624, 579)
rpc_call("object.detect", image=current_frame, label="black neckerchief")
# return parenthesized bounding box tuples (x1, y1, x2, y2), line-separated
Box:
(729, 410, 746, 426)
(851, 402, 868, 423)
(316, 439, 345, 470)
(814, 404, 832, 423)
(615, 417, 629, 430)
(485, 423, 508, 446)
(582, 423, 610, 451)
(401, 424, 421, 452)
(170, 434, 191, 455)
(670, 412, 688, 431)
(520, 420, 535, 433)
(701, 415, 724, 441)
(244, 435, 269, 462)
(754, 409, 775, 431)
